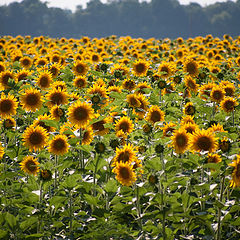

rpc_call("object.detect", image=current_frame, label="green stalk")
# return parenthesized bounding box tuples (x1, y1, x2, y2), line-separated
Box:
(216, 175, 225, 240)
(93, 153, 100, 196)
(159, 182, 166, 240)
(232, 110, 235, 127)
(135, 184, 143, 232)
(69, 190, 73, 239)
(54, 155, 58, 189)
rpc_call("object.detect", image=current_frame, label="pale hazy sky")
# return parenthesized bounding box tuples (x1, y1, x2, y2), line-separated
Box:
(0, 0, 236, 12)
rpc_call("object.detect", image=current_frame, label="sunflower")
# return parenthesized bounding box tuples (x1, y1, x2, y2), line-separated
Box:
(92, 117, 111, 136)
(210, 85, 225, 103)
(158, 62, 174, 79)
(135, 94, 149, 119)
(183, 102, 196, 116)
(72, 61, 89, 76)
(32, 114, 56, 133)
(19, 156, 39, 176)
(132, 60, 149, 77)
(181, 122, 199, 134)
(171, 128, 190, 154)
(0, 143, 4, 160)
(45, 88, 68, 107)
(48, 134, 69, 155)
(184, 75, 199, 93)
(113, 162, 137, 187)
(219, 137, 231, 153)
(87, 84, 108, 107)
(208, 123, 226, 133)
(199, 82, 215, 100)
(22, 125, 48, 152)
(126, 93, 141, 108)
(16, 69, 31, 82)
(220, 97, 238, 113)
(112, 144, 138, 167)
(40, 169, 52, 181)
(36, 71, 53, 89)
(68, 100, 94, 128)
(35, 57, 48, 67)
(222, 83, 235, 97)
(50, 105, 64, 121)
(2, 116, 16, 130)
(122, 78, 136, 91)
(0, 62, 6, 73)
(115, 116, 134, 135)
(74, 76, 87, 89)
(183, 58, 199, 76)
(0, 93, 18, 119)
(49, 63, 61, 78)
(180, 115, 195, 125)
(0, 70, 15, 90)
(161, 122, 176, 137)
(20, 56, 33, 69)
(82, 127, 94, 145)
(136, 82, 151, 94)
(52, 81, 67, 91)
(20, 87, 42, 112)
(229, 155, 240, 188)
(207, 153, 222, 164)
(189, 129, 218, 153)
(146, 105, 165, 125)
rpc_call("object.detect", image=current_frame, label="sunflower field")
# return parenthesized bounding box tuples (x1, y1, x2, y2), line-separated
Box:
(0, 35, 240, 240)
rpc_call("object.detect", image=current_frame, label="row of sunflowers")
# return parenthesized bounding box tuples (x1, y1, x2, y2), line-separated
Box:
(0, 34, 240, 239)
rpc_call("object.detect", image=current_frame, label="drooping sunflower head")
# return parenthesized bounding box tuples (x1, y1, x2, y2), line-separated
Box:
(45, 88, 68, 107)
(218, 137, 231, 153)
(20, 156, 39, 176)
(82, 127, 94, 145)
(207, 153, 222, 164)
(50, 105, 65, 121)
(0, 70, 15, 90)
(48, 134, 69, 155)
(132, 60, 149, 77)
(183, 58, 199, 77)
(72, 61, 89, 76)
(92, 117, 111, 136)
(146, 105, 165, 125)
(33, 114, 56, 133)
(115, 116, 134, 135)
(199, 82, 215, 100)
(171, 128, 190, 154)
(49, 62, 61, 78)
(181, 122, 199, 135)
(161, 122, 176, 137)
(2, 116, 16, 130)
(68, 100, 94, 128)
(189, 129, 218, 153)
(0, 143, 4, 160)
(184, 75, 199, 93)
(0, 93, 18, 119)
(183, 102, 196, 116)
(126, 93, 141, 108)
(112, 161, 137, 187)
(36, 71, 53, 89)
(220, 97, 238, 113)
(20, 87, 42, 112)
(229, 155, 240, 188)
(22, 125, 49, 152)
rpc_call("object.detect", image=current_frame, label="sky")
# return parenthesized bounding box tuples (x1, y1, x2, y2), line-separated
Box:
(0, 0, 236, 12)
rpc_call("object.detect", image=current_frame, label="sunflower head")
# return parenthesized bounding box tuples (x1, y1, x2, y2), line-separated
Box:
(183, 102, 196, 116)
(72, 61, 89, 76)
(229, 155, 240, 188)
(45, 88, 68, 107)
(2, 116, 16, 130)
(183, 58, 199, 77)
(68, 100, 94, 128)
(48, 134, 69, 155)
(112, 161, 137, 187)
(171, 128, 190, 154)
(40, 169, 52, 181)
(0, 93, 18, 119)
(36, 71, 53, 89)
(115, 116, 134, 135)
(0, 70, 15, 90)
(146, 105, 165, 125)
(20, 156, 39, 176)
(20, 56, 33, 69)
(220, 97, 238, 113)
(132, 60, 149, 77)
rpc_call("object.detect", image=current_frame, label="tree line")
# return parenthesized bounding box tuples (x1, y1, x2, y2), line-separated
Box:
(1, 0, 240, 39)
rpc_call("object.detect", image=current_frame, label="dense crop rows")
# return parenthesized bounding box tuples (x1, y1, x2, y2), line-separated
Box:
(0, 35, 240, 239)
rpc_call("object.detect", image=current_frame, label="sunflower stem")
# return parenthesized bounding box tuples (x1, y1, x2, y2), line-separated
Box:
(93, 153, 100, 197)
(38, 181, 43, 233)
(232, 110, 235, 127)
(69, 190, 73, 239)
(135, 184, 143, 233)
(158, 181, 166, 240)
(54, 155, 58, 189)
(216, 174, 225, 240)
(160, 152, 166, 181)
(159, 89, 162, 105)
(79, 128, 84, 170)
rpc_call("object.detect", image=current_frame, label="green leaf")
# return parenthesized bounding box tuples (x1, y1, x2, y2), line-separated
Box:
(84, 194, 98, 206)
(0, 229, 8, 238)
(20, 217, 38, 231)
(76, 145, 93, 153)
(25, 233, 45, 239)
(40, 119, 59, 129)
(68, 137, 79, 146)
(5, 212, 16, 229)
(50, 196, 68, 210)
(105, 179, 118, 193)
